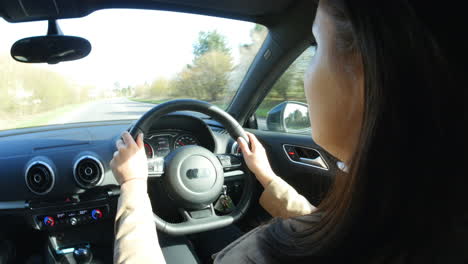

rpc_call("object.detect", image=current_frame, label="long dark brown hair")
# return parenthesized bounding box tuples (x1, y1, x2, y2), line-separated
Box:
(265, 0, 467, 262)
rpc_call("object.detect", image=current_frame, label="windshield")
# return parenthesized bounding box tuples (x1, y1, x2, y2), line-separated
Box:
(0, 10, 267, 131)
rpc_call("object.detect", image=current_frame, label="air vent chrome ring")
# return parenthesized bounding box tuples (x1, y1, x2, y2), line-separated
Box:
(73, 155, 104, 189)
(231, 141, 241, 155)
(25, 161, 55, 195)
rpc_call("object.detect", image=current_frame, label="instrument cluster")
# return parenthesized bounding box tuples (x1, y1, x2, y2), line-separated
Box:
(143, 130, 200, 159)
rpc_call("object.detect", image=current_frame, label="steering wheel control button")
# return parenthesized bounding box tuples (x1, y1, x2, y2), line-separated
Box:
(91, 209, 103, 220)
(217, 155, 242, 170)
(43, 216, 55, 227)
(148, 157, 164, 176)
(217, 155, 230, 167)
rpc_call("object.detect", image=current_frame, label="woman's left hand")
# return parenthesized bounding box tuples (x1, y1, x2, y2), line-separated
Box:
(110, 132, 148, 185)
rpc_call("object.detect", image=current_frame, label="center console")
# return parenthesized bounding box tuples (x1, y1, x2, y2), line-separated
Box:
(36, 206, 108, 230)
(24, 187, 119, 263)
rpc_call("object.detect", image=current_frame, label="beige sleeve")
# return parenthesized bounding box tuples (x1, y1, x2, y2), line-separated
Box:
(114, 180, 166, 264)
(259, 176, 316, 219)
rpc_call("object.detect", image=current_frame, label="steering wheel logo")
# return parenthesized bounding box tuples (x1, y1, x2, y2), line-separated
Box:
(186, 168, 211, 179)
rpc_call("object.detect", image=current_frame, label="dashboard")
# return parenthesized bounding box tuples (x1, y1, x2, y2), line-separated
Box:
(0, 113, 240, 234)
(0, 113, 233, 205)
(0, 111, 248, 264)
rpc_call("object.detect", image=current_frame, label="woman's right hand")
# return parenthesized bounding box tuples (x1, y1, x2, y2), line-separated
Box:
(110, 132, 148, 186)
(237, 132, 277, 188)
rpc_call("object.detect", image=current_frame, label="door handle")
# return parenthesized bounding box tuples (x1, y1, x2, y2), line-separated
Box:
(283, 144, 328, 170)
(298, 156, 327, 169)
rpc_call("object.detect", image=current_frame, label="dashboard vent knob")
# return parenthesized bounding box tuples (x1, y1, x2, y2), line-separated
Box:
(25, 161, 55, 195)
(74, 156, 104, 189)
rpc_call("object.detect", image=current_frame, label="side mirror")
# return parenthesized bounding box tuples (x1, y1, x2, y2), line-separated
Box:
(266, 101, 311, 133)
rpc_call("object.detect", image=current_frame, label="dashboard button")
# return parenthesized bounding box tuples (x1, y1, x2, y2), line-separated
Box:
(91, 209, 103, 220)
(43, 216, 55, 227)
(70, 217, 78, 226)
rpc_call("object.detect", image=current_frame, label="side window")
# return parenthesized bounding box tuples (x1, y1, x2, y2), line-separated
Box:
(256, 46, 316, 134)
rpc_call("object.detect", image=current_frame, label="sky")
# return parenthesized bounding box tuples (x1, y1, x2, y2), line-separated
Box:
(0, 9, 261, 90)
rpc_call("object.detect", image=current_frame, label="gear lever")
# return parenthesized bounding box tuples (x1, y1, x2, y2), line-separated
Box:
(73, 247, 92, 264)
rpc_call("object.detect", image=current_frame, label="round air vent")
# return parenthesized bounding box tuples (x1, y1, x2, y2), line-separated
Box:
(73, 156, 104, 188)
(25, 161, 55, 195)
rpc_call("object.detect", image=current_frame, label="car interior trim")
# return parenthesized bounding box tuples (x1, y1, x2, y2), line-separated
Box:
(24, 160, 56, 195)
(0, 200, 29, 210)
(72, 155, 105, 189)
(224, 170, 244, 178)
(282, 144, 329, 171)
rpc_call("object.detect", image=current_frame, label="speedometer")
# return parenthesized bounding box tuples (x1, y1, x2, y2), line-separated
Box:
(174, 134, 199, 149)
(144, 142, 154, 158)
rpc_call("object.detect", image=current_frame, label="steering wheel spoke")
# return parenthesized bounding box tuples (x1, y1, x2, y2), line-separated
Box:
(216, 154, 243, 171)
(147, 157, 165, 177)
(179, 205, 216, 221)
(223, 170, 245, 180)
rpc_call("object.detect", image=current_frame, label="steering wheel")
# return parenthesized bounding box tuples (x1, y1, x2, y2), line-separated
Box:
(129, 99, 254, 236)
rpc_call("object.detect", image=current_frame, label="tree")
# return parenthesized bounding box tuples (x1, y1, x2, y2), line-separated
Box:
(229, 25, 268, 92)
(149, 78, 171, 97)
(172, 31, 234, 102)
(133, 83, 150, 98)
(193, 31, 231, 59)
(0, 53, 96, 130)
(272, 69, 294, 101)
(192, 51, 233, 101)
(172, 51, 233, 101)
(271, 47, 316, 101)
(173, 67, 196, 98)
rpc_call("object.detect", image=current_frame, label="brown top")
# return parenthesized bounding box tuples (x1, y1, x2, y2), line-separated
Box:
(113, 176, 315, 263)
(259, 176, 315, 218)
(113, 181, 165, 263)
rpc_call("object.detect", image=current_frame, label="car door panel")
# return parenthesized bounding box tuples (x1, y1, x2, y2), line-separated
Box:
(247, 129, 337, 206)
(238, 129, 337, 229)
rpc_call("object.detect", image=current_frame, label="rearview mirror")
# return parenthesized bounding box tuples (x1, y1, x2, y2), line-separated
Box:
(266, 101, 311, 134)
(11, 35, 91, 64)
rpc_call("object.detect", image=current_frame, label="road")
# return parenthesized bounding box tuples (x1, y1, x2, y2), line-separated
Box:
(51, 98, 156, 124)
(50, 97, 267, 129)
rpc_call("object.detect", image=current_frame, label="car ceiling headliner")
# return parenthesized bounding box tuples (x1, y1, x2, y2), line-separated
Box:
(0, 0, 297, 25)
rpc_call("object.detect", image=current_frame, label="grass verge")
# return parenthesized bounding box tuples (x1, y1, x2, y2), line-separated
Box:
(0, 103, 86, 131)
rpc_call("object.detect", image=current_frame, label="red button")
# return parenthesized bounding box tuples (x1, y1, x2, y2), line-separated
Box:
(43, 216, 55, 227)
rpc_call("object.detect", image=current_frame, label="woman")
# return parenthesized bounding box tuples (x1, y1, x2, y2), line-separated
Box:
(111, 0, 467, 263)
